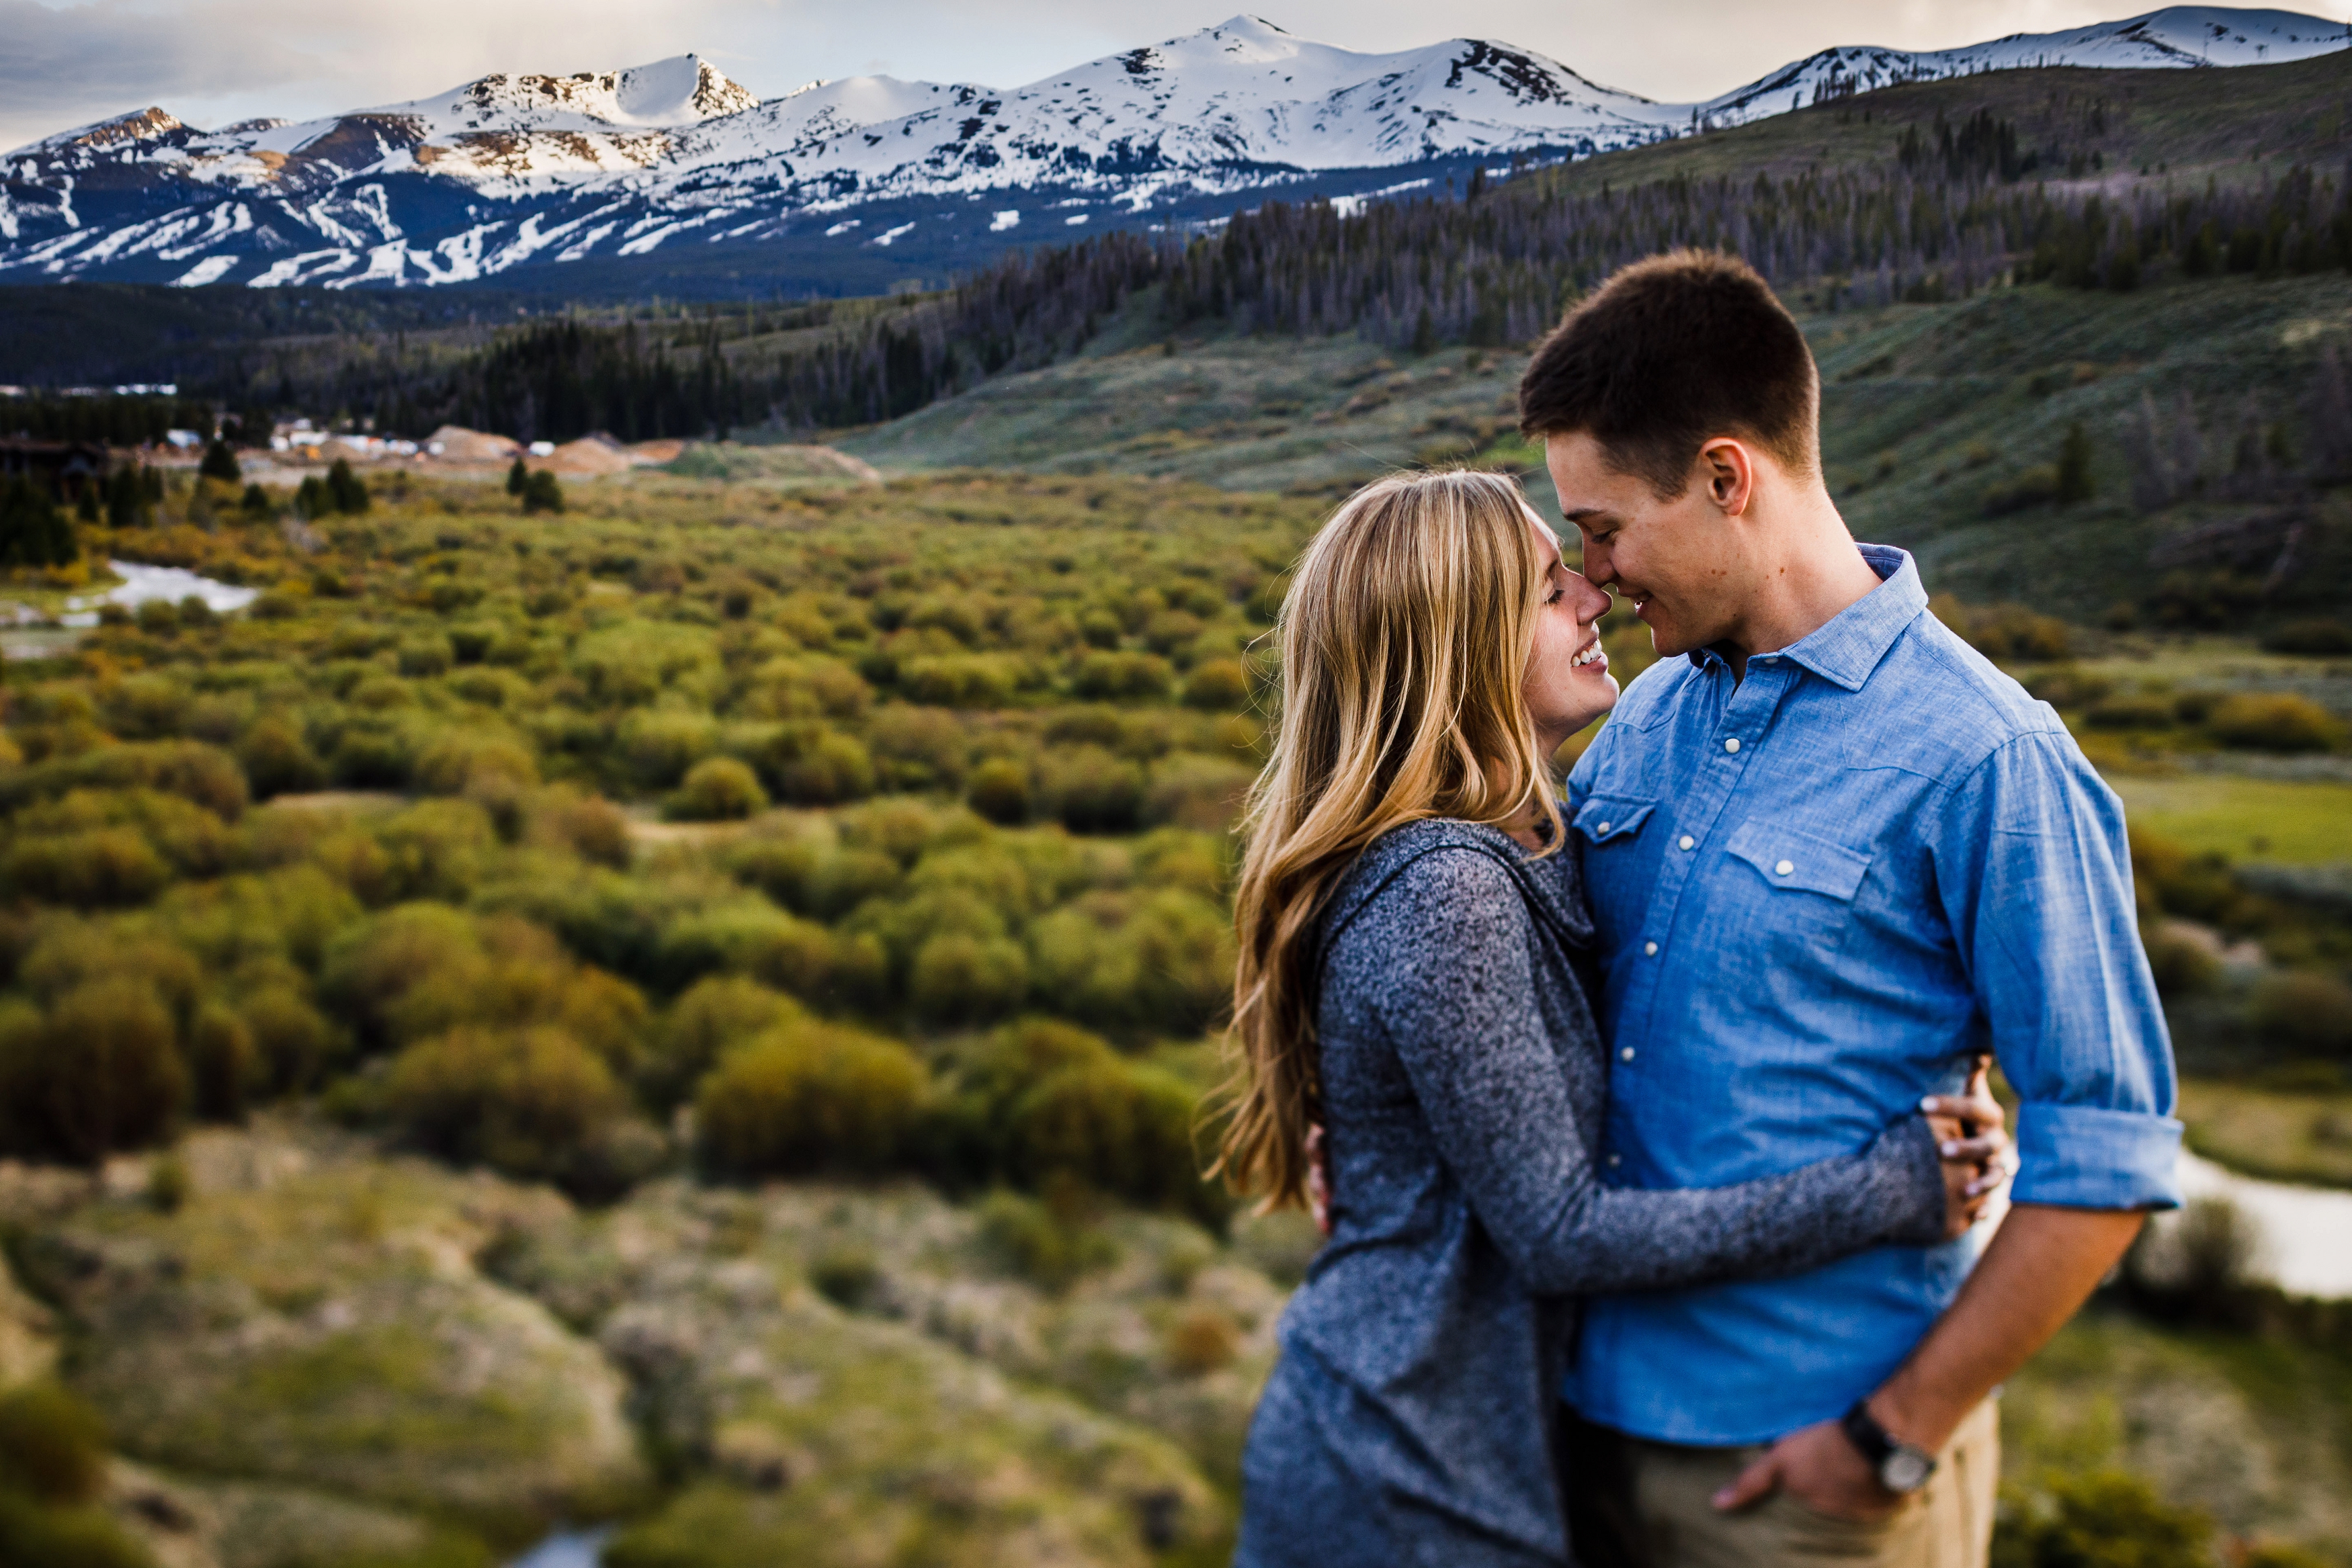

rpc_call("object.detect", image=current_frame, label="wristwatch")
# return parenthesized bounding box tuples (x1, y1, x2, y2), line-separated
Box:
(1840, 1401, 1937, 1494)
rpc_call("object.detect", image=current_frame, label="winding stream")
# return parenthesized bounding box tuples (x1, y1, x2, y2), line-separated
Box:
(505, 1527, 612, 1568)
(2164, 1149, 2352, 1299)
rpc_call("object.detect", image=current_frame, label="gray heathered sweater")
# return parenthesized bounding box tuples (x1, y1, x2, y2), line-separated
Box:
(1233, 818, 1949, 1568)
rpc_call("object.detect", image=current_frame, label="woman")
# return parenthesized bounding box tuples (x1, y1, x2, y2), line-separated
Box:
(1218, 470, 2005, 1568)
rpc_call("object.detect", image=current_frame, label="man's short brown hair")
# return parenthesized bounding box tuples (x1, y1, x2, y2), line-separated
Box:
(1517, 250, 1819, 496)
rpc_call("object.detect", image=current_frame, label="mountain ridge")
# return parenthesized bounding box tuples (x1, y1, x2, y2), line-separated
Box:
(1, 7, 2343, 294)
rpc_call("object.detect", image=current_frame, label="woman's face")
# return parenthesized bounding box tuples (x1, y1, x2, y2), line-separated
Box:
(1522, 509, 1618, 753)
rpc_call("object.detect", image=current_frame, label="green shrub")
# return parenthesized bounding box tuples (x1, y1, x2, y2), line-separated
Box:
(865, 705, 968, 791)
(0, 1381, 110, 1503)
(236, 717, 327, 798)
(910, 932, 1030, 1025)
(1039, 746, 1145, 834)
(1982, 464, 2062, 517)
(695, 1020, 926, 1178)
(241, 986, 336, 1094)
(0, 983, 188, 1163)
(965, 757, 1031, 825)
(2083, 693, 2175, 730)
(670, 757, 769, 822)
(325, 458, 370, 514)
(144, 1153, 190, 1213)
(2208, 693, 2341, 753)
(618, 710, 719, 788)
(1071, 650, 1172, 701)
(1924, 598, 2072, 662)
(1005, 1059, 1214, 1219)
(647, 975, 802, 1108)
(1145, 753, 1255, 830)
(2021, 666, 2112, 709)
(396, 636, 453, 678)
(2140, 926, 2220, 998)
(1, 829, 170, 908)
(383, 1025, 627, 1182)
(2250, 970, 2352, 1058)
(1991, 1471, 2211, 1568)
(187, 1001, 259, 1122)
(2261, 619, 2352, 656)
(534, 790, 634, 869)
(898, 654, 1015, 708)
(976, 1186, 1117, 1293)
(0, 1495, 153, 1568)
(1181, 658, 1249, 711)
(521, 470, 564, 515)
(761, 726, 875, 806)
(807, 1244, 884, 1309)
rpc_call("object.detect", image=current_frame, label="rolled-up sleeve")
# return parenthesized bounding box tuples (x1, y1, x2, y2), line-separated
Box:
(1936, 730, 2183, 1211)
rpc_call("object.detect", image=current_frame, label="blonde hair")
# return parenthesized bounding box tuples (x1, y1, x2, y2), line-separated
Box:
(1212, 470, 1562, 1211)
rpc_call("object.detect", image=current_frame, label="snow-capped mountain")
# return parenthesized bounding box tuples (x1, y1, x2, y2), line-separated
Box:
(1, 8, 2342, 294)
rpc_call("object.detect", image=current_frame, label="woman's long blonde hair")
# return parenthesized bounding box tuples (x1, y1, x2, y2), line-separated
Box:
(1213, 469, 1563, 1211)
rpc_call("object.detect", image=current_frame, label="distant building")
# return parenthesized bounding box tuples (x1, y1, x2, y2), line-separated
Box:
(0, 439, 111, 496)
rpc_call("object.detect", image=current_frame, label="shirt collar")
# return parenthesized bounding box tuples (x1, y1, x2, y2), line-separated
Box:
(1685, 544, 1925, 693)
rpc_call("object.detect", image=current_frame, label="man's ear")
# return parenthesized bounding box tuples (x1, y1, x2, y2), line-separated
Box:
(1699, 438, 1757, 518)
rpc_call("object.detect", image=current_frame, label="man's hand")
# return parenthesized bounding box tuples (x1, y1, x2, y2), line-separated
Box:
(1712, 1413, 1895, 1520)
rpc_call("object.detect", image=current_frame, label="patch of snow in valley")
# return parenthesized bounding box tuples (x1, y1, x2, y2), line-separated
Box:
(60, 560, 259, 627)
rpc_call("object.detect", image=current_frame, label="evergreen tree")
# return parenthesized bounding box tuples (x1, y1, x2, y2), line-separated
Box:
(1411, 307, 1438, 357)
(2057, 421, 2095, 505)
(325, 458, 370, 515)
(199, 438, 241, 484)
(105, 466, 148, 529)
(294, 475, 331, 521)
(0, 478, 79, 568)
(241, 483, 274, 518)
(521, 470, 565, 515)
(506, 456, 530, 496)
(75, 486, 99, 524)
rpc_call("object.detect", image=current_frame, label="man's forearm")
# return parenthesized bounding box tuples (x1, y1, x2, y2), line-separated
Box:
(1869, 1204, 2146, 1450)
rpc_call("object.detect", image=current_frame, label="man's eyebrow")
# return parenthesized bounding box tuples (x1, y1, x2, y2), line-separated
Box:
(1562, 507, 1609, 525)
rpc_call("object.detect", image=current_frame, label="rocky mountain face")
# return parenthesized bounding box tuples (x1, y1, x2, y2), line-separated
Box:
(0, 8, 2342, 295)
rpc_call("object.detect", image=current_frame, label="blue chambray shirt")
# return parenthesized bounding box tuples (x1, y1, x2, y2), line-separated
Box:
(1563, 545, 2182, 1446)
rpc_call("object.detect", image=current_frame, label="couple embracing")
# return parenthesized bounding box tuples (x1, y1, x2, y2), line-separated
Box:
(1217, 253, 2183, 1568)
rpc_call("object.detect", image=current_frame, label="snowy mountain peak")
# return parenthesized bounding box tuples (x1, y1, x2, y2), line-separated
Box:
(3, 5, 2345, 292)
(40, 106, 185, 152)
(404, 52, 756, 128)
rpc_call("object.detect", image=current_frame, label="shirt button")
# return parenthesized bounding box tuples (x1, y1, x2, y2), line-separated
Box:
(1724, 738, 1740, 754)
(1620, 1047, 1636, 1062)
(1776, 859, 1795, 876)
(1597, 821, 1613, 835)
(1678, 835, 1695, 851)
(1608, 1154, 1623, 1168)
(1644, 941, 1658, 956)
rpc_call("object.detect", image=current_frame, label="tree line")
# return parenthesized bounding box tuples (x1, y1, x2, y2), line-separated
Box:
(133, 101, 2352, 444)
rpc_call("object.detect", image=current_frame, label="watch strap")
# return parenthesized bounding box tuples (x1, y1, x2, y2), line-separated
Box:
(1840, 1400, 1937, 1492)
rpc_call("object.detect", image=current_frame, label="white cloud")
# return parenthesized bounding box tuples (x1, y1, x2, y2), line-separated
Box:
(2, 0, 2314, 155)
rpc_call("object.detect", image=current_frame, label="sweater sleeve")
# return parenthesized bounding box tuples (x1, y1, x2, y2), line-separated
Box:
(1346, 846, 1949, 1297)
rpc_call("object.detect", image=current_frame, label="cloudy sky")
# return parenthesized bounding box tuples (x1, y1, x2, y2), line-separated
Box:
(3, 0, 2335, 150)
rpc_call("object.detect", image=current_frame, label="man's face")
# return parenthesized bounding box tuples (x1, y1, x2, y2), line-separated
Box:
(1542, 430, 1750, 660)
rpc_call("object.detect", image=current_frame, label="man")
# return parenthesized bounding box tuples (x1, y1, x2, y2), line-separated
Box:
(1519, 251, 2181, 1568)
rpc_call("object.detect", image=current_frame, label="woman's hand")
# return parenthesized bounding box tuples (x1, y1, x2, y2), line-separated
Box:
(1923, 1055, 2012, 1239)
(1304, 1123, 1332, 1237)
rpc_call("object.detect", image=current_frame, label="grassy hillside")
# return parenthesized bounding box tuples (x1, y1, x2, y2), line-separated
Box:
(1536, 52, 2352, 198)
(837, 269, 2352, 621)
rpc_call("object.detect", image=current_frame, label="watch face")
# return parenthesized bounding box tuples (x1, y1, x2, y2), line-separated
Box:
(1883, 1451, 1933, 1493)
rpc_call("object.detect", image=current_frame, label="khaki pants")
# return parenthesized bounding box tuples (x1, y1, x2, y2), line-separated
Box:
(1568, 1399, 1999, 1568)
